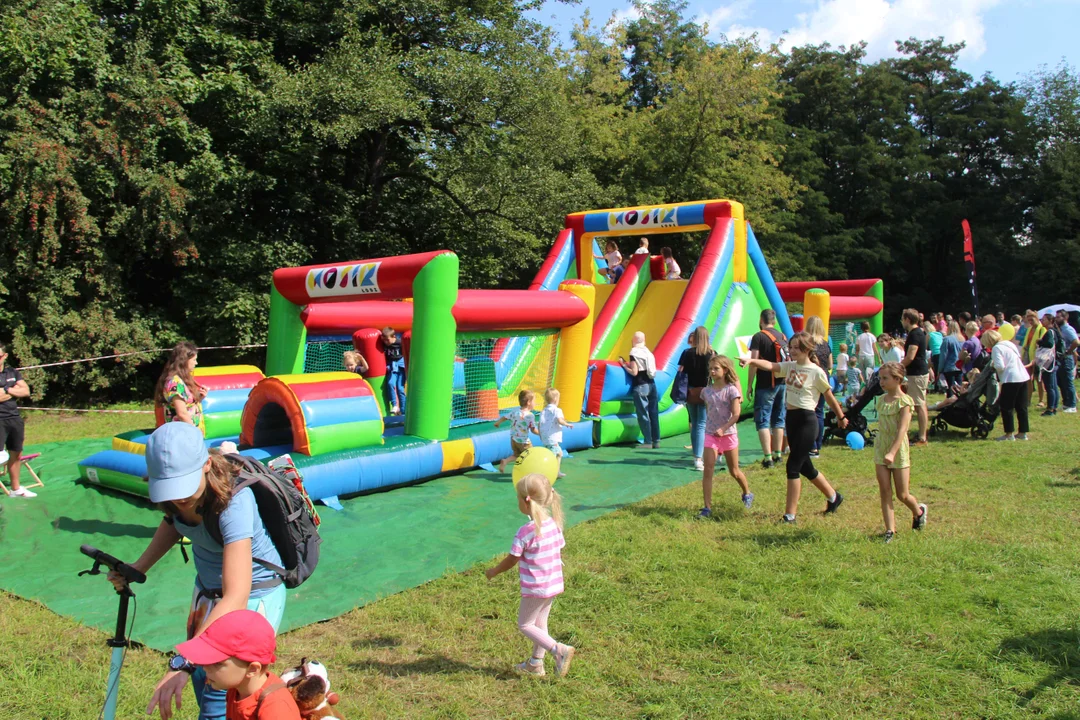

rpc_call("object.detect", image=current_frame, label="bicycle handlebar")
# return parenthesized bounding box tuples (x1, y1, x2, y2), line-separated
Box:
(80, 544, 146, 585)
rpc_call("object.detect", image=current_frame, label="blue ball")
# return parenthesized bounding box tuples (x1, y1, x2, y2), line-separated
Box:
(846, 432, 865, 451)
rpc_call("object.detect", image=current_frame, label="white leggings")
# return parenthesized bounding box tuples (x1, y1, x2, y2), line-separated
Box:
(517, 596, 557, 658)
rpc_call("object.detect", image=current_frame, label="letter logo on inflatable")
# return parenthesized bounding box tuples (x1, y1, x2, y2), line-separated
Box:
(306, 262, 381, 298)
(608, 207, 678, 230)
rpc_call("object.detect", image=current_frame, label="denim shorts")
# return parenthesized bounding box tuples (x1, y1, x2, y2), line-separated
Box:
(545, 442, 563, 458)
(754, 384, 787, 430)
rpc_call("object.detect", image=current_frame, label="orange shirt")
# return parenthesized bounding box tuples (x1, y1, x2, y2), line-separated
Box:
(226, 673, 301, 720)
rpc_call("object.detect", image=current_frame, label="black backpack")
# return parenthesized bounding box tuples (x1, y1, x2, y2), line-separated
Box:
(204, 454, 321, 590)
(760, 328, 790, 387)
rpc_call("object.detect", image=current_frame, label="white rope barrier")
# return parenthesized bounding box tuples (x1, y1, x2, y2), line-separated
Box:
(16, 344, 267, 371)
(20, 407, 155, 414)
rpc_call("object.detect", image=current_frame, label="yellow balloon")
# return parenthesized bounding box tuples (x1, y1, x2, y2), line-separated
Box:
(512, 446, 559, 487)
(999, 323, 1015, 341)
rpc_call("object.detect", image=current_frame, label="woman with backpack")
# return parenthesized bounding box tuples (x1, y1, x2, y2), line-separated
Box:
(106, 422, 289, 720)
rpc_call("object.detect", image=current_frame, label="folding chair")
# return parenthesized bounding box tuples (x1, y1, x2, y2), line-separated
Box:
(0, 452, 45, 495)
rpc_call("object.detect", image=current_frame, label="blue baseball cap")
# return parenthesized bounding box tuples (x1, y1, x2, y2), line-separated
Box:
(146, 423, 209, 503)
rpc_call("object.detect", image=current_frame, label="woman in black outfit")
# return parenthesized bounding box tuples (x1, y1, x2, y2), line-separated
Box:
(677, 326, 715, 472)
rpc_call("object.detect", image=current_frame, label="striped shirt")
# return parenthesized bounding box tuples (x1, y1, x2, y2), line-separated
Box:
(510, 518, 565, 598)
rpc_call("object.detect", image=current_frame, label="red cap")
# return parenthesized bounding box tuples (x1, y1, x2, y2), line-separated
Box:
(175, 610, 276, 666)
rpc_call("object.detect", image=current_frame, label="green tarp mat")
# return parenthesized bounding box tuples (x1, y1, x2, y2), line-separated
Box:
(0, 423, 763, 652)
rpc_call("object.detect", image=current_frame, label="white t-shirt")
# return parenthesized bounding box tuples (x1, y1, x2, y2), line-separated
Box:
(856, 332, 876, 358)
(836, 352, 849, 373)
(603, 250, 622, 268)
(633, 247, 650, 255)
(539, 404, 566, 446)
(991, 341, 1029, 384)
(776, 361, 831, 411)
(629, 346, 656, 379)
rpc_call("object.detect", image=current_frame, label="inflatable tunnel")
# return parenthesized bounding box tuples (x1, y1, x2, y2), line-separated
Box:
(240, 372, 383, 456)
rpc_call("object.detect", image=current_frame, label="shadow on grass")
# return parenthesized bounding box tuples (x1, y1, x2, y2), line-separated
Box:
(570, 503, 630, 513)
(52, 516, 157, 539)
(352, 635, 403, 650)
(585, 457, 692, 470)
(751, 529, 816, 548)
(999, 628, 1080, 702)
(349, 653, 511, 679)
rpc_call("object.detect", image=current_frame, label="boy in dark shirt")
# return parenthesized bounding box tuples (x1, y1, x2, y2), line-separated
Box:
(381, 327, 406, 415)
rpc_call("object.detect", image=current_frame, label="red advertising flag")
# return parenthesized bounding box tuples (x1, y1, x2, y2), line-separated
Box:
(962, 219, 979, 316)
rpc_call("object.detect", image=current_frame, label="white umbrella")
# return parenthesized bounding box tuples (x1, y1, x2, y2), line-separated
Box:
(1038, 303, 1080, 316)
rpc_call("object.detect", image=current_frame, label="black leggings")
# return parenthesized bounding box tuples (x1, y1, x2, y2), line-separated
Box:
(786, 409, 821, 481)
(998, 381, 1030, 435)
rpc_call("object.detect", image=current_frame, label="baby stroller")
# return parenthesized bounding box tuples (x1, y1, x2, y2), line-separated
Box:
(928, 366, 1000, 439)
(824, 369, 883, 443)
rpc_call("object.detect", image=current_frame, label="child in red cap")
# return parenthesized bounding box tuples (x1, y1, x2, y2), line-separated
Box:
(175, 610, 300, 719)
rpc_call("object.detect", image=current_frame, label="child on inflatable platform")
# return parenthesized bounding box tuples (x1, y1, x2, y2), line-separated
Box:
(485, 472, 575, 677)
(381, 327, 406, 415)
(539, 388, 573, 478)
(661, 247, 681, 279)
(495, 390, 540, 473)
(697, 355, 753, 519)
(594, 240, 622, 283)
(342, 350, 368, 376)
(633, 237, 650, 255)
(872, 362, 927, 543)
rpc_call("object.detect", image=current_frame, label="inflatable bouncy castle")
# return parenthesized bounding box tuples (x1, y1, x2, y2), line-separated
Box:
(78, 199, 882, 505)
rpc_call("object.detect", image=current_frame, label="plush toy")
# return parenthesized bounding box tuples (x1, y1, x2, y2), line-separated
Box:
(280, 659, 342, 719)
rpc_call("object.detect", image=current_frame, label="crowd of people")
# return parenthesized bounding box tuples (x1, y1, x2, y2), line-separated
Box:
(620, 306, 1077, 535)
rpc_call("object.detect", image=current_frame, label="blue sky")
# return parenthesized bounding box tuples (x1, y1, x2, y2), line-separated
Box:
(527, 0, 1079, 81)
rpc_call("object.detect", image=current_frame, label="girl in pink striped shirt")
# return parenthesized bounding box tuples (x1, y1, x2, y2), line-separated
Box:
(485, 473, 576, 677)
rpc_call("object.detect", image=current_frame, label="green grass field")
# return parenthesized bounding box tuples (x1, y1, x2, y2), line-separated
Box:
(4, 406, 1080, 719)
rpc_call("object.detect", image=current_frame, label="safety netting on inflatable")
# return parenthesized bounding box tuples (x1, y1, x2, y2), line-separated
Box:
(451, 330, 560, 424)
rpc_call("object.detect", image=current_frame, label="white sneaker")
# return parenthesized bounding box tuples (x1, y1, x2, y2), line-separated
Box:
(994, 435, 1015, 442)
(1016, 433, 1029, 441)
(694, 457, 704, 471)
(10, 487, 37, 498)
(1064, 407, 1077, 413)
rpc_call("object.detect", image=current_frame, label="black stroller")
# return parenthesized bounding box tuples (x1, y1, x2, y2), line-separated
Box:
(824, 370, 883, 443)
(928, 366, 1000, 439)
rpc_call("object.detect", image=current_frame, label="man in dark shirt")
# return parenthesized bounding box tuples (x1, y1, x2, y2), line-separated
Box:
(901, 309, 930, 446)
(748, 309, 787, 469)
(0, 343, 33, 497)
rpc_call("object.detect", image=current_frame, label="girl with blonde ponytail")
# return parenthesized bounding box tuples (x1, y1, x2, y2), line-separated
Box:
(485, 473, 575, 677)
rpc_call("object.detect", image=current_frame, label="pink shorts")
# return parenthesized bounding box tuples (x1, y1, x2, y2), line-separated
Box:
(704, 432, 738, 453)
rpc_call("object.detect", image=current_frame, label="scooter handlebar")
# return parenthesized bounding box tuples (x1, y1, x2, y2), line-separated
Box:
(80, 545, 146, 585)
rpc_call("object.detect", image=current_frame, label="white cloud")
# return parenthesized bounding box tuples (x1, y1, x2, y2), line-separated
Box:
(720, 23, 776, 45)
(780, 0, 1001, 60)
(611, 6, 642, 25)
(697, 0, 755, 33)
(687, 0, 1000, 58)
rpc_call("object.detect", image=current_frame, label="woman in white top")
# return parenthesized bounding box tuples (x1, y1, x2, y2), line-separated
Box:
(595, 240, 622, 282)
(983, 329, 1030, 441)
(855, 321, 877, 378)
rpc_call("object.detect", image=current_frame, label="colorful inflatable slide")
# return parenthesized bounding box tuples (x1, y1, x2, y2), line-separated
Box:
(77, 199, 880, 505)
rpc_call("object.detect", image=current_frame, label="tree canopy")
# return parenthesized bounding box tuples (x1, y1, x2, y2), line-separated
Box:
(1, 0, 1075, 402)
